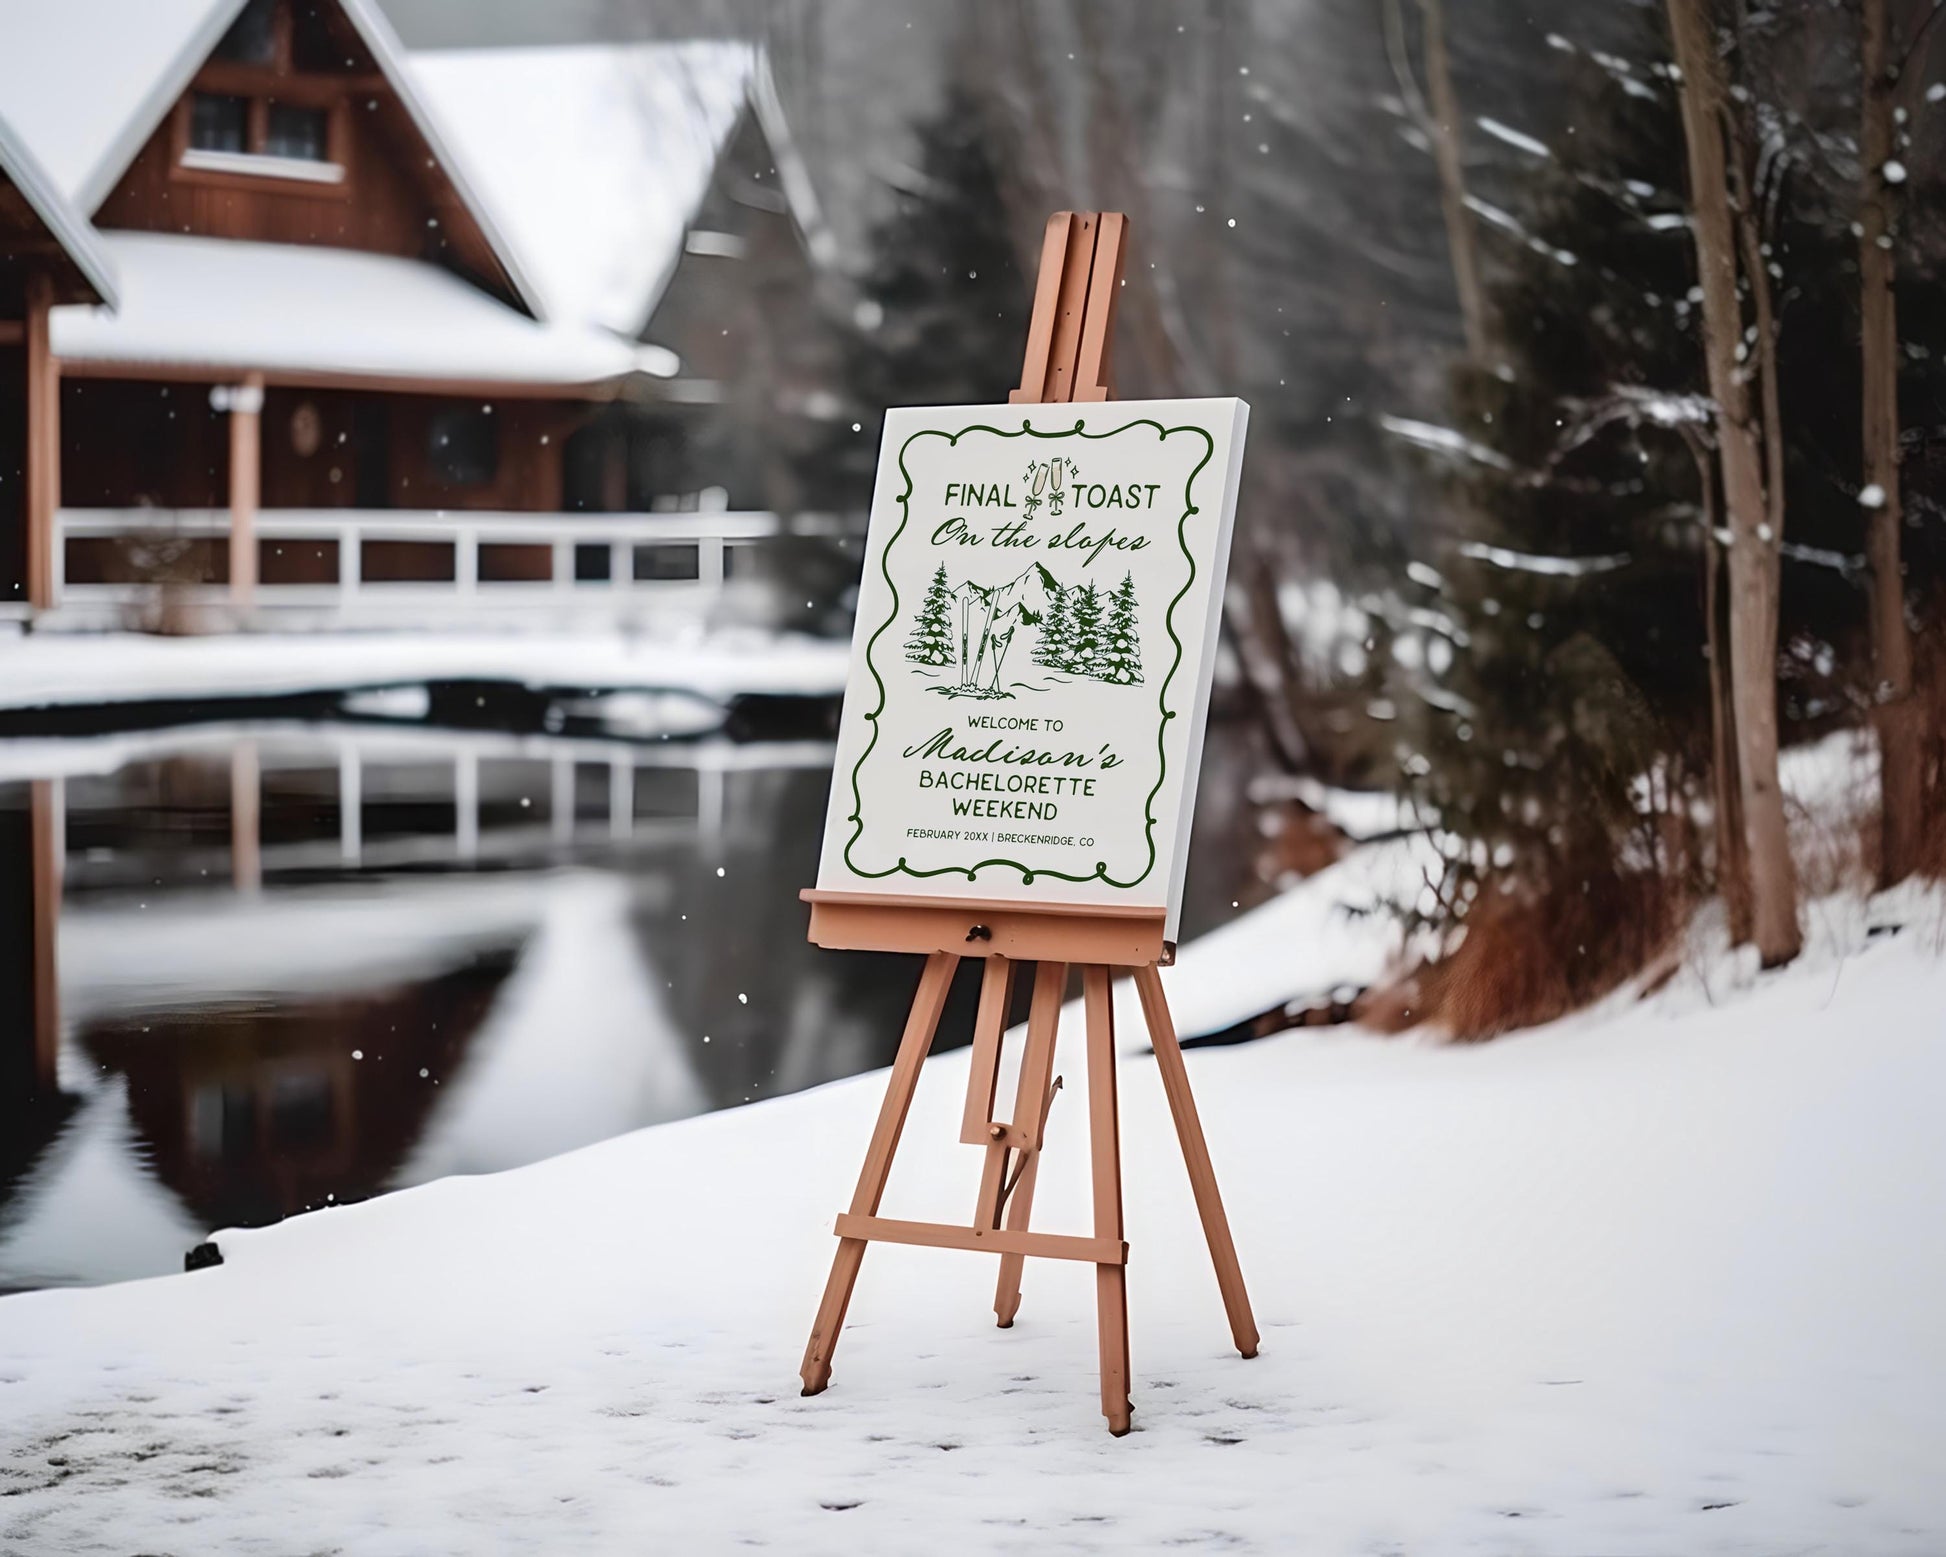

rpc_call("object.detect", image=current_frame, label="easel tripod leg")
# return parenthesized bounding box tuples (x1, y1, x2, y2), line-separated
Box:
(1083, 966, 1132, 1434)
(800, 951, 959, 1396)
(992, 1152, 1040, 1328)
(991, 960, 1066, 1327)
(1134, 962, 1260, 1359)
(800, 1236, 867, 1396)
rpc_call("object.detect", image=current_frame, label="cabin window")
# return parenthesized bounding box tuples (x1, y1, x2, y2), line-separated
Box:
(190, 93, 250, 155)
(213, 0, 280, 65)
(265, 103, 329, 161)
(181, 91, 344, 184)
(178, 0, 348, 189)
(427, 408, 498, 488)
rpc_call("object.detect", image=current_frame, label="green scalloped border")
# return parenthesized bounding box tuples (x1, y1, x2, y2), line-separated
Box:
(841, 415, 1214, 888)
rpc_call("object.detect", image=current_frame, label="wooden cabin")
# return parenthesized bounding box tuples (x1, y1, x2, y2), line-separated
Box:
(0, 0, 835, 629)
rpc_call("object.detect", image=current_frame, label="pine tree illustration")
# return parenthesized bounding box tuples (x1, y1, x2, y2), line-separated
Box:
(1100, 572, 1144, 684)
(905, 564, 956, 666)
(1067, 581, 1105, 678)
(1034, 579, 1071, 668)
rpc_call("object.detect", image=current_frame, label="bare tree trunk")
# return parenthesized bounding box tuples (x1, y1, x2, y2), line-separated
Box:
(1666, 0, 1801, 965)
(1689, 431, 1754, 942)
(1709, 542, 1755, 942)
(1860, 0, 1924, 885)
(1233, 557, 1314, 776)
(1727, 125, 1785, 550)
(1418, 0, 1490, 362)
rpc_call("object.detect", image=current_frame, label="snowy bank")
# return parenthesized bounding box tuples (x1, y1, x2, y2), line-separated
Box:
(1, 880, 1942, 1552)
(1073, 834, 1434, 1050)
(0, 628, 849, 713)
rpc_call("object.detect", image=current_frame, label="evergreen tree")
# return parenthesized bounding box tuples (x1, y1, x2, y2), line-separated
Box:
(1067, 582, 1105, 677)
(1387, 11, 1712, 952)
(1034, 579, 1071, 669)
(796, 80, 1029, 511)
(1382, 4, 1937, 983)
(1099, 572, 1144, 685)
(906, 564, 956, 666)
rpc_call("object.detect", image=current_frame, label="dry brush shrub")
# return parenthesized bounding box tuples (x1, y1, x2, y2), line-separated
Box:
(1363, 857, 1689, 1041)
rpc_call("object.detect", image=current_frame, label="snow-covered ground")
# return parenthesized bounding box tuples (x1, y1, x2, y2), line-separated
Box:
(0, 628, 849, 712)
(2, 865, 1941, 1553)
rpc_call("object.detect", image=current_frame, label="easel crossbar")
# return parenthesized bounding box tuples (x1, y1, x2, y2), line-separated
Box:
(834, 1213, 1126, 1266)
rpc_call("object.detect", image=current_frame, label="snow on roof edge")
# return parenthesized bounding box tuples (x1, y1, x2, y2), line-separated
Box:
(632, 45, 836, 358)
(336, 0, 552, 323)
(750, 45, 839, 273)
(72, 0, 248, 214)
(629, 102, 751, 345)
(0, 113, 119, 307)
(624, 43, 758, 339)
(48, 232, 641, 387)
(409, 39, 755, 342)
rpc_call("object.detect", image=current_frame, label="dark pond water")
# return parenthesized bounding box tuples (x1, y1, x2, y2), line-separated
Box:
(0, 704, 1254, 1292)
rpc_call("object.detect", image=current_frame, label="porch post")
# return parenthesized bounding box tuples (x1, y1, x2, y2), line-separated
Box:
(551, 753, 575, 846)
(339, 745, 363, 865)
(231, 739, 262, 893)
(609, 755, 632, 841)
(454, 750, 479, 862)
(23, 274, 59, 613)
(698, 755, 725, 847)
(30, 779, 62, 1092)
(228, 372, 264, 607)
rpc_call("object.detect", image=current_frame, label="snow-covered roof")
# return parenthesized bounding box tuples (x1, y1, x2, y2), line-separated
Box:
(0, 112, 118, 306)
(49, 232, 664, 388)
(0, 0, 238, 213)
(0, 0, 551, 320)
(409, 41, 753, 337)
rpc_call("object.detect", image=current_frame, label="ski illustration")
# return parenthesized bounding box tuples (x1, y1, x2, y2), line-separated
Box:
(904, 561, 1143, 697)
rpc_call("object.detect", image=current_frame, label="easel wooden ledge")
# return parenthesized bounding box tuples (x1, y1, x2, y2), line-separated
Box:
(798, 212, 1258, 1436)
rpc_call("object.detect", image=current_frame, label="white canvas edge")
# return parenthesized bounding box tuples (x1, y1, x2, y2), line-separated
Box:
(1159, 397, 1249, 940)
(814, 395, 1251, 938)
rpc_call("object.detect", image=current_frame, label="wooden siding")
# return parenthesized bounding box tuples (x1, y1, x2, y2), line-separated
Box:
(92, 1, 517, 309)
(61, 379, 582, 514)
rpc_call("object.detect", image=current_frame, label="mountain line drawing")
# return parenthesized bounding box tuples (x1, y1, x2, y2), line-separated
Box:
(904, 561, 1142, 699)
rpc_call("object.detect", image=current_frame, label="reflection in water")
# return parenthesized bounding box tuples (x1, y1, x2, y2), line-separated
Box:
(0, 722, 935, 1292)
(80, 952, 516, 1235)
(0, 713, 1253, 1293)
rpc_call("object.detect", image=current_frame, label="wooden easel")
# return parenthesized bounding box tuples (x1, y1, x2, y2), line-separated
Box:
(798, 212, 1257, 1436)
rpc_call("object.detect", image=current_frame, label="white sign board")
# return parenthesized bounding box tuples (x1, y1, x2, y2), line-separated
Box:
(815, 397, 1249, 938)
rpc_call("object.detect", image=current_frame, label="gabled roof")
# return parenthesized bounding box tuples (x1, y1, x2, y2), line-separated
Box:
(0, 0, 551, 320)
(409, 41, 753, 338)
(0, 0, 237, 215)
(0, 112, 118, 306)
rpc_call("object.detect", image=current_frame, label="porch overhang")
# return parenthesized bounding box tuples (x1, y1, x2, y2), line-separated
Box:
(48, 232, 673, 399)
